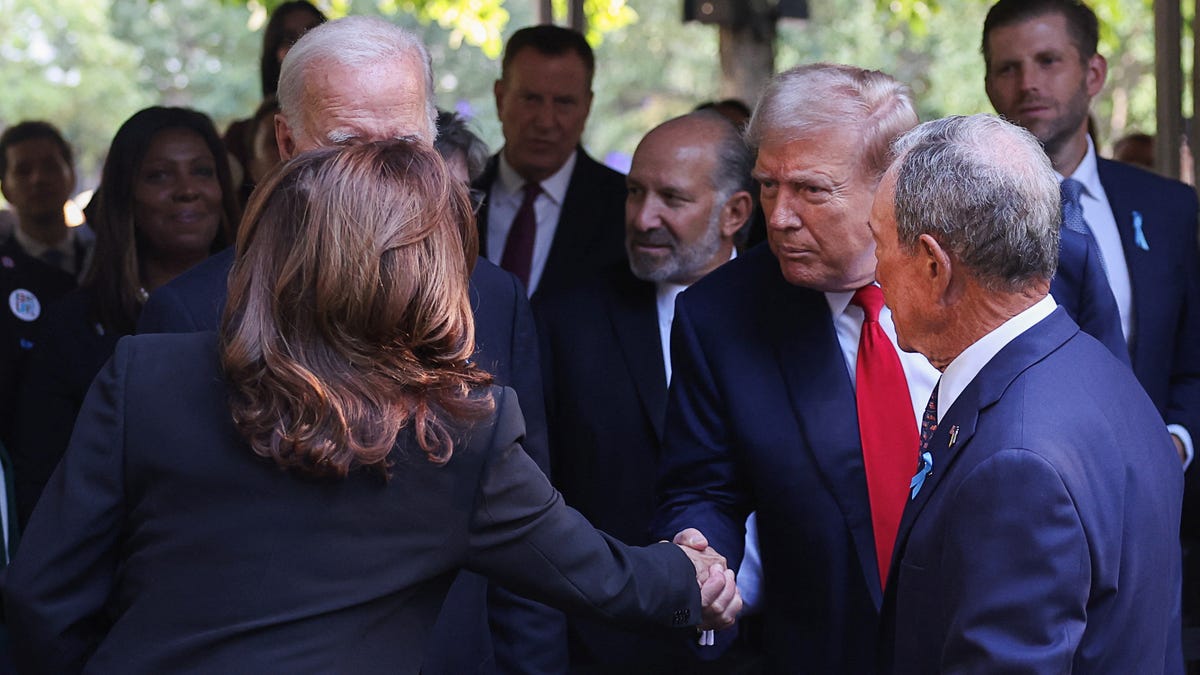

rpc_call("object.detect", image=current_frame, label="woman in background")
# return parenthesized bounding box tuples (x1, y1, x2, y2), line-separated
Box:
(5, 140, 737, 673)
(11, 106, 237, 526)
(225, 0, 326, 203)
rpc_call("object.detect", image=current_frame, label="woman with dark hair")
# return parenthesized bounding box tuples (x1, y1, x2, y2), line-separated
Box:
(226, 0, 326, 203)
(11, 106, 236, 526)
(5, 140, 737, 673)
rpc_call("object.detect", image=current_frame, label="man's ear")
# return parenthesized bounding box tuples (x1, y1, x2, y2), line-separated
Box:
(493, 79, 506, 116)
(274, 113, 296, 161)
(1085, 53, 1107, 98)
(719, 191, 753, 239)
(918, 233, 955, 303)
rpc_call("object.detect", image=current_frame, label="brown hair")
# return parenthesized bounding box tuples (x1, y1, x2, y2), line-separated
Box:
(220, 139, 492, 479)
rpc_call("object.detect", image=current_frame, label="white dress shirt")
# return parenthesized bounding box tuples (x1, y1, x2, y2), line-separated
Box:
(937, 296, 1056, 423)
(826, 288, 942, 428)
(485, 151, 577, 296)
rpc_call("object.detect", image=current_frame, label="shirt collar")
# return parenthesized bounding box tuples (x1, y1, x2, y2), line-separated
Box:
(496, 148, 578, 207)
(1058, 135, 1104, 201)
(937, 295, 1057, 422)
(13, 224, 74, 261)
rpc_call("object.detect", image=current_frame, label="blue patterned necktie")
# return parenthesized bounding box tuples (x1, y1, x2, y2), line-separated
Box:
(1060, 178, 1107, 274)
(911, 381, 939, 500)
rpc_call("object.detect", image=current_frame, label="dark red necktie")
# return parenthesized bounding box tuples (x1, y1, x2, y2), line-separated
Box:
(500, 182, 541, 287)
(851, 284, 918, 588)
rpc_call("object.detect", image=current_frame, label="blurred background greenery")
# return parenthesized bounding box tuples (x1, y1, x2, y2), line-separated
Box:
(0, 0, 1178, 200)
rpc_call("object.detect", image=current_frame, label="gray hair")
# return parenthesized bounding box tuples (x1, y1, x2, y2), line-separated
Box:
(891, 114, 1060, 291)
(745, 63, 918, 183)
(691, 110, 755, 206)
(434, 110, 489, 182)
(277, 16, 437, 142)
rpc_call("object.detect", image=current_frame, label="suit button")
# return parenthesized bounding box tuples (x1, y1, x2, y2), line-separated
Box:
(671, 608, 691, 626)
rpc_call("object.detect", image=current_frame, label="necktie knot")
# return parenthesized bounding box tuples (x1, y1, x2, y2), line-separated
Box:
(521, 182, 542, 203)
(851, 284, 885, 323)
(1060, 177, 1084, 207)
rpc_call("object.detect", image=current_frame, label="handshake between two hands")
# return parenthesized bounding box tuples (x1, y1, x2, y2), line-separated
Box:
(672, 527, 742, 636)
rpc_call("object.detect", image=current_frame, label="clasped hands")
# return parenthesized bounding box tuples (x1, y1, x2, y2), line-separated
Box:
(672, 527, 742, 632)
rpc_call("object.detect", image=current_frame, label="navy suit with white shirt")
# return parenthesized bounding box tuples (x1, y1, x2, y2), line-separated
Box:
(1067, 144, 1200, 459)
(652, 244, 938, 673)
(880, 300, 1184, 673)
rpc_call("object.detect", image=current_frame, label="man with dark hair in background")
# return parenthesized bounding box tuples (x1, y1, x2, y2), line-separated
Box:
(474, 25, 627, 301)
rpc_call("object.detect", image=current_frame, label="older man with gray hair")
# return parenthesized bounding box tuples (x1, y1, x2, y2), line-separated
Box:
(652, 64, 939, 671)
(873, 114, 1183, 673)
(137, 15, 567, 675)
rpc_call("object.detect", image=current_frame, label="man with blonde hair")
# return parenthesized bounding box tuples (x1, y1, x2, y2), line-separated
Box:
(654, 63, 939, 671)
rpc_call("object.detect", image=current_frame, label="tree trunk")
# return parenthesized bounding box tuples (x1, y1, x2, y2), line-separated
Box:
(718, 3, 776, 108)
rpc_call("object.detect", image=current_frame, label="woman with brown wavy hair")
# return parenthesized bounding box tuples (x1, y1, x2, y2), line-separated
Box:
(5, 140, 738, 674)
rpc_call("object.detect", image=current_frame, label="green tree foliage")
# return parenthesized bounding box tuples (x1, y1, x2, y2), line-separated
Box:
(0, 0, 1169, 199)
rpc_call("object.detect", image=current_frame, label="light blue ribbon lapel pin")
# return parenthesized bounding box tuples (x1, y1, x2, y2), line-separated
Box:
(1132, 211, 1150, 251)
(910, 451, 933, 500)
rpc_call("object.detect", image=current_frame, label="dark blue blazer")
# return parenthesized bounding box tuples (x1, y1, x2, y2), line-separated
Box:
(136, 248, 565, 675)
(1096, 158, 1200, 439)
(653, 244, 882, 674)
(473, 148, 627, 303)
(5, 333, 701, 674)
(880, 309, 1184, 674)
(1051, 226, 1128, 364)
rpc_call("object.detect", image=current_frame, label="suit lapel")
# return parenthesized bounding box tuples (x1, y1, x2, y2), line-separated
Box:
(472, 155, 500, 257)
(539, 149, 599, 294)
(767, 278, 883, 606)
(1096, 159, 1155, 357)
(889, 309, 1079, 575)
(606, 272, 669, 440)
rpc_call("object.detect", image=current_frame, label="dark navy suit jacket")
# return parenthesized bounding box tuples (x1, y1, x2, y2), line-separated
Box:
(1095, 158, 1200, 441)
(136, 248, 566, 675)
(653, 244, 883, 674)
(880, 309, 1184, 673)
(474, 148, 627, 303)
(1051, 226, 1127, 363)
(5, 333, 700, 674)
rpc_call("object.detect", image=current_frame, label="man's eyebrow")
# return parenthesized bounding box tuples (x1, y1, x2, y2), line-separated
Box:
(325, 129, 358, 145)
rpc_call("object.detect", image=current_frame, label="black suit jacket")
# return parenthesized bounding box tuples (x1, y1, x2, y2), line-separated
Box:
(474, 148, 627, 302)
(135, 248, 564, 675)
(11, 289, 119, 528)
(5, 333, 702, 674)
(0, 239, 76, 447)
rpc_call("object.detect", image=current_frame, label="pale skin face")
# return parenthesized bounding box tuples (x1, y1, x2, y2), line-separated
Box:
(753, 128, 879, 292)
(2, 137, 75, 238)
(494, 48, 593, 183)
(275, 56, 431, 160)
(625, 118, 749, 285)
(867, 168, 950, 363)
(984, 13, 1106, 175)
(132, 128, 222, 290)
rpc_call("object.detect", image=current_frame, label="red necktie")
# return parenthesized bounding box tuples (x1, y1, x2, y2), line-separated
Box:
(500, 182, 541, 287)
(851, 284, 918, 588)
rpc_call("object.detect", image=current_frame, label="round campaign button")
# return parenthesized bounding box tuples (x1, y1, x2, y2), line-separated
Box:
(8, 288, 41, 322)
